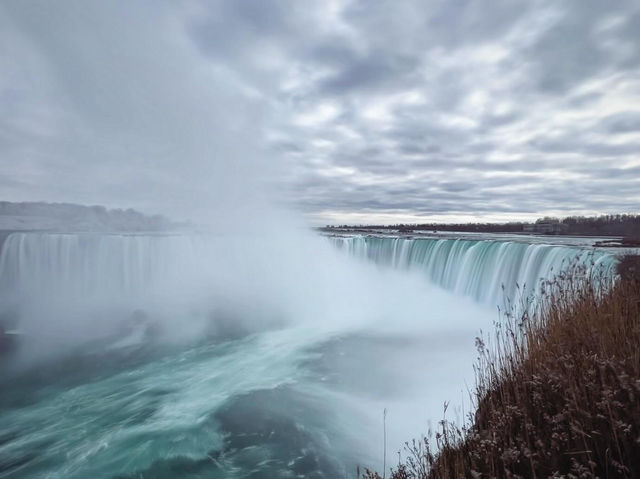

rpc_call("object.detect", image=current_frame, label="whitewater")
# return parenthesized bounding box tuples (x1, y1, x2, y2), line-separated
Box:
(0, 231, 617, 478)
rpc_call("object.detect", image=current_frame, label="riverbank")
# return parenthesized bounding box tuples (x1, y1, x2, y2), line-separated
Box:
(365, 257, 640, 478)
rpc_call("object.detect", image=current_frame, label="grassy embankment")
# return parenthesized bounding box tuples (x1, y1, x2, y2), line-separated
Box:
(365, 256, 640, 478)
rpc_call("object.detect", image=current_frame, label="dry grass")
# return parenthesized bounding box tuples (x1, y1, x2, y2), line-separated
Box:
(364, 257, 640, 478)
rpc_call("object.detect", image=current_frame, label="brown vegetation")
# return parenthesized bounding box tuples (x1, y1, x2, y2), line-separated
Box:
(364, 257, 640, 478)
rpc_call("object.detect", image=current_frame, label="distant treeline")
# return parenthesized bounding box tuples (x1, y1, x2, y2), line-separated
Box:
(325, 214, 640, 237)
(0, 201, 187, 232)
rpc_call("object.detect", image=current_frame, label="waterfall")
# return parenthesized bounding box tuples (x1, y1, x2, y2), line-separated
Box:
(0, 232, 618, 320)
(0, 233, 204, 300)
(328, 235, 617, 306)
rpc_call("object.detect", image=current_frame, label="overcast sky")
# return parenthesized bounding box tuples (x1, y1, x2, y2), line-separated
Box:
(1, 1, 639, 225)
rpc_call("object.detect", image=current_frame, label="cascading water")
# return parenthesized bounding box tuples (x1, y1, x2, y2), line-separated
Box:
(0, 233, 202, 298)
(329, 235, 617, 307)
(0, 231, 618, 478)
(1, 233, 616, 308)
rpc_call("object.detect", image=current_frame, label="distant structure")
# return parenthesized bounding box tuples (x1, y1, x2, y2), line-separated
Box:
(323, 214, 640, 237)
(523, 219, 568, 235)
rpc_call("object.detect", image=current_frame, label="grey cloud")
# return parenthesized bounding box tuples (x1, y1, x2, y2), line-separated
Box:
(527, 9, 606, 93)
(529, 136, 640, 157)
(2, 0, 640, 225)
(576, 165, 640, 180)
(342, 0, 528, 50)
(600, 112, 640, 134)
(524, 1, 640, 94)
(319, 54, 420, 95)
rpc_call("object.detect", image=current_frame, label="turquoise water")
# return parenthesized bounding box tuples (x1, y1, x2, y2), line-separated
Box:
(0, 329, 363, 478)
(0, 324, 487, 478)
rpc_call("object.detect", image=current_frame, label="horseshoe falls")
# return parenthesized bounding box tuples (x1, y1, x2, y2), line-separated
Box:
(0, 231, 617, 478)
(329, 235, 617, 307)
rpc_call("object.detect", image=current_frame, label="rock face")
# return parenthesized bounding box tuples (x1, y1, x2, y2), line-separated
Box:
(0, 201, 185, 232)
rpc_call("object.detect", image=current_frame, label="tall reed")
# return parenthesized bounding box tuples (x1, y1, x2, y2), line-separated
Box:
(364, 256, 640, 478)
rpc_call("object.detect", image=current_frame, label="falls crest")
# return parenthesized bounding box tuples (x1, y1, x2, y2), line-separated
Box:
(329, 235, 616, 306)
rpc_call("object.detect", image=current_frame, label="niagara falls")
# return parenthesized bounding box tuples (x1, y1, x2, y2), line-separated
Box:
(1, 1, 639, 478)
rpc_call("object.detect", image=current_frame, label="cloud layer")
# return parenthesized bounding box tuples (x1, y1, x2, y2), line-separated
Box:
(1, 0, 639, 224)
